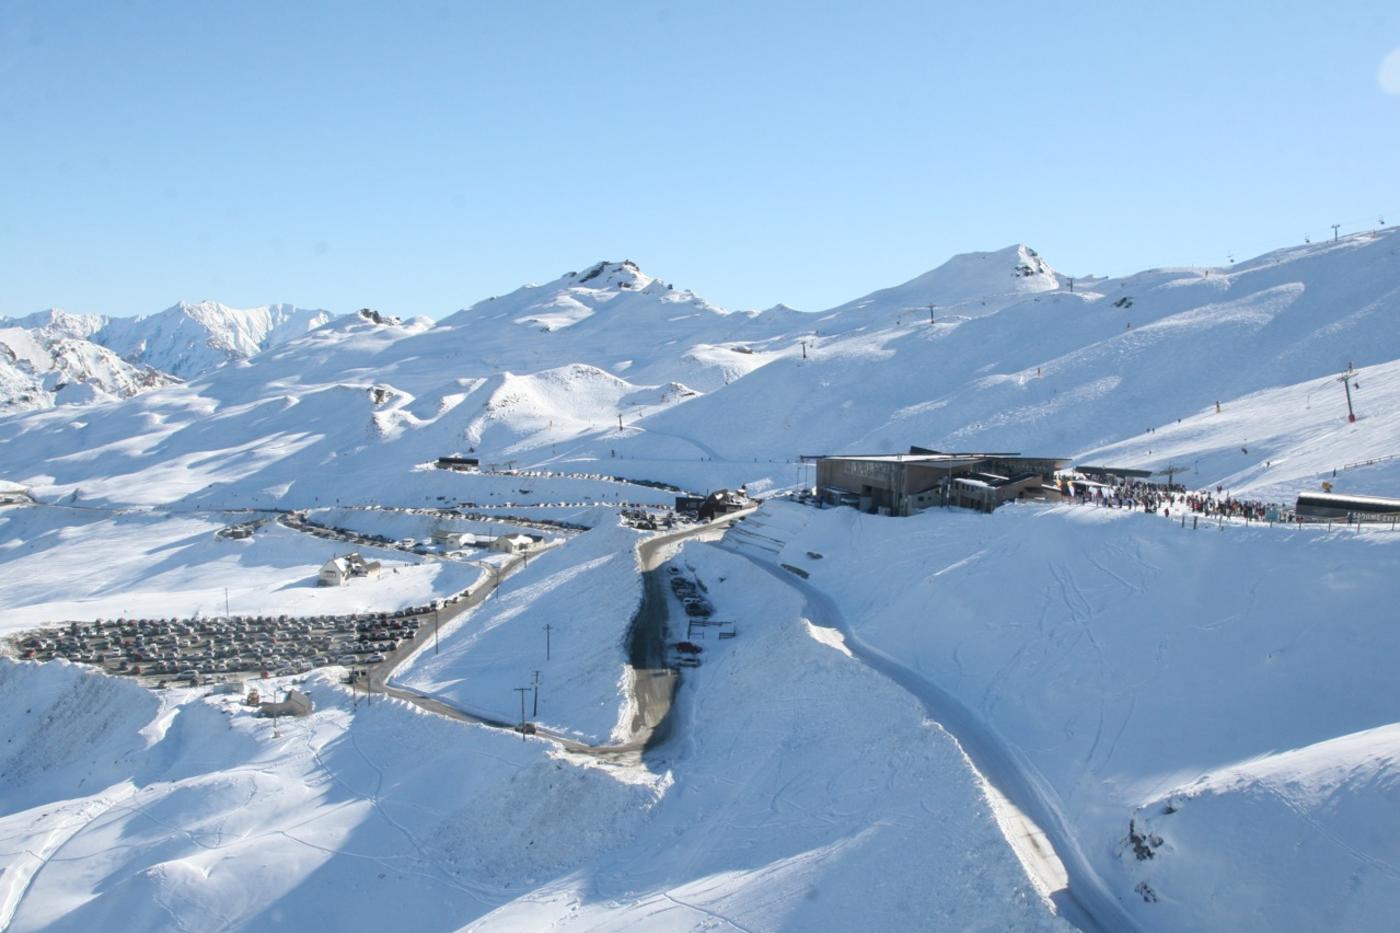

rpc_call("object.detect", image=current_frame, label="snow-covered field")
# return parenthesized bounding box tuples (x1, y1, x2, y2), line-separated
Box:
(0, 507, 480, 632)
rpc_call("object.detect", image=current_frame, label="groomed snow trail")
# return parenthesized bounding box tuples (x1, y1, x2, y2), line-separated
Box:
(720, 541, 1139, 933)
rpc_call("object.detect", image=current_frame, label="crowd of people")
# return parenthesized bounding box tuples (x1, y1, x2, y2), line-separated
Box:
(1063, 477, 1288, 523)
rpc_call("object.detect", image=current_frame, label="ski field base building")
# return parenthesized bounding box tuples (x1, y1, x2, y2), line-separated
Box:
(815, 448, 1070, 516)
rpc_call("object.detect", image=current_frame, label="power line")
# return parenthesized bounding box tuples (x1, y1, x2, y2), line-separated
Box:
(513, 686, 530, 736)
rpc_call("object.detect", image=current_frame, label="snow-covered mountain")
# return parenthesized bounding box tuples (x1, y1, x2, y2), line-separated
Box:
(4, 308, 108, 341)
(92, 300, 336, 379)
(0, 319, 177, 413)
(0, 301, 337, 409)
(6, 230, 1397, 510)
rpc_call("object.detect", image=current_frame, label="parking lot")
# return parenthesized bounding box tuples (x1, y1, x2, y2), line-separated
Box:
(6, 606, 440, 688)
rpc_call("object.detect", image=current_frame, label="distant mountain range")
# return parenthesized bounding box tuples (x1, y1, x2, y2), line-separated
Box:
(0, 246, 1065, 412)
(0, 301, 334, 411)
(3, 232, 1397, 509)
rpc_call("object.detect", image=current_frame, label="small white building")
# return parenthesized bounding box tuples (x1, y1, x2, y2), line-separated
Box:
(319, 556, 351, 587)
(490, 534, 533, 554)
(319, 552, 381, 586)
(432, 529, 477, 549)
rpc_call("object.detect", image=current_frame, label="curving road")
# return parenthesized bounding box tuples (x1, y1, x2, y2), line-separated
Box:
(372, 509, 756, 759)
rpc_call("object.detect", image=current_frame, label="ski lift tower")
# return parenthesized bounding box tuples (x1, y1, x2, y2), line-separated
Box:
(1157, 463, 1190, 489)
(1338, 363, 1359, 423)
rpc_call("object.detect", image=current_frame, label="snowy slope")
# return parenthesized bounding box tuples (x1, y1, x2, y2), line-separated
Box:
(817, 243, 1064, 324)
(723, 499, 1400, 930)
(0, 660, 663, 932)
(394, 520, 641, 745)
(1078, 356, 1400, 500)
(1128, 722, 1400, 931)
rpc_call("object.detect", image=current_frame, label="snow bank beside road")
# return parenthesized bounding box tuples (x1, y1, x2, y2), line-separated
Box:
(729, 500, 1400, 931)
(393, 521, 643, 744)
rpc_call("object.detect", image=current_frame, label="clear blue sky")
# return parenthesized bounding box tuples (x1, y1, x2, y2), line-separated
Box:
(3, 1, 1399, 318)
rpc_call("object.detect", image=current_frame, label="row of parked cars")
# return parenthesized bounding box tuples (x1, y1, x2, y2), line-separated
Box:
(669, 569, 714, 617)
(9, 608, 429, 686)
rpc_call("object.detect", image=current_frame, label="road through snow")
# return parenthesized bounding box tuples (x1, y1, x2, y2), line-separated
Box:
(721, 541, 1139, 933)
(379, 510, 753, 758)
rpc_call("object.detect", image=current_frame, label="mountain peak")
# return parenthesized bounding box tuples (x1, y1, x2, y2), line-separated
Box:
(828, 243, 1063, 319)
(933, 244, 1059, 285)
(5, 308, 109, 341)
(566, 259, 653, 291)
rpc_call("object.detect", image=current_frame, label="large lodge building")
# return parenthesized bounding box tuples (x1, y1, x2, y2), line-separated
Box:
(814, 447, 1071, 516)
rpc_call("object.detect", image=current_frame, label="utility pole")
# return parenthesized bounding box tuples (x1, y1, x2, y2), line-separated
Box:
(618, 414, 623, 432)
(927, 303, 936, 324)
(1332, 224, 1340, 242)
(532, 670, 540, 717)
(1338, 363, 1359, 423)
(434, 606, 440, 655)
(225, 588, 230, 620)
(1067, 277, 1074, 293)
(801, 340, 807, 360)
(544, 623, 553, 661)
(513, 686, 530, 735)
